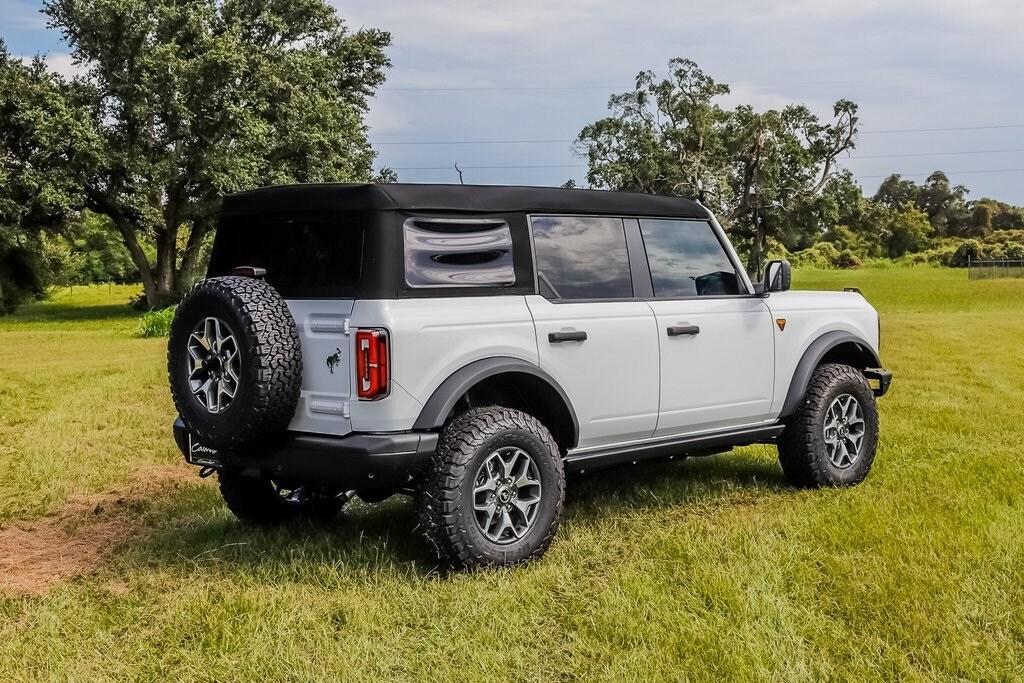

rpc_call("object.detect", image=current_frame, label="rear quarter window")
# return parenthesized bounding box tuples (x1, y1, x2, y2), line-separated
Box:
(208, 213, 364, 298)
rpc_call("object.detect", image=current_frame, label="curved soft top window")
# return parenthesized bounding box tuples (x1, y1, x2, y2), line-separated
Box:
(403, 218, 515, 288)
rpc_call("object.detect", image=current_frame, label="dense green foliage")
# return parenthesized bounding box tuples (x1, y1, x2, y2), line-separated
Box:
(0, 231, 45, 314)
(0, 41, 101, 312)
(39, 212, 140, 286)
(2, 270, 1024, 679)
(0, 0, 391, 309)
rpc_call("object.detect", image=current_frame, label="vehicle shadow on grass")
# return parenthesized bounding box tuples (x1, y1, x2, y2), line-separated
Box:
(6, 301, 139, 325)
(121, 449, 789, 580)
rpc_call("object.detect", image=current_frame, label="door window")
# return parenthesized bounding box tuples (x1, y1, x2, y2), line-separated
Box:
(639, 219, 742, 297)
(531, 216, 633, 300)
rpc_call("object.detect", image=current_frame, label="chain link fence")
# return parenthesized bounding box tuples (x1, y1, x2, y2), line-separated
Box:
(968, 257, 1024, 280)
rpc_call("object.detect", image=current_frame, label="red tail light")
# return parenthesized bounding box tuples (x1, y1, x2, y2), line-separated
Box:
(355, 329, 389, 400)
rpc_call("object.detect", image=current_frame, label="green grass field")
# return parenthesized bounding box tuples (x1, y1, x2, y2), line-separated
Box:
(1, 268, 1022, 681)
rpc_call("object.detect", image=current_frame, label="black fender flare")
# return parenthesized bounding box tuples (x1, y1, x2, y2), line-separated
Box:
(779, 331, 881, 419)
(412, 356, 580, 446)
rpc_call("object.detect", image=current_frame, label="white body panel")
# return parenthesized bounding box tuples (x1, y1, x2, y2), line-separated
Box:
(648, 297, 775, 436)
(763, 290, 880, 419)
(285, 299, 355, 436)
(348, 296, 538, 433)
(526, 296, 659, 449)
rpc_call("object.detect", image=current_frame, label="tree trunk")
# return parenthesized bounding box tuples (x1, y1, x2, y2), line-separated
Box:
(746, 219, 766, 277)
(114, 219, 160, 306)
(153, 224, 178, 307)
(177, 219, 211, 295)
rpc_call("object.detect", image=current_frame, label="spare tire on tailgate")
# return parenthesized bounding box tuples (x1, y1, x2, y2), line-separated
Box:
(168, 276, 302, 451)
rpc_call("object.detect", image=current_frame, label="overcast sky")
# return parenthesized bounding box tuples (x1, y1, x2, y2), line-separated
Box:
(5, 0, 1024, 203)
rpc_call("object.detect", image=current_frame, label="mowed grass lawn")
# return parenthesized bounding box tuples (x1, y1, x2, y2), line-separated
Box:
(1, 268, 1023, 681)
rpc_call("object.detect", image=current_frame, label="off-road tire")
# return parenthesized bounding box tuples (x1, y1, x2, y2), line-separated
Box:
(168, 276, 302, 452)
(778, 363, 879, 488)
(420, 406, 565, 568)
(219, 472, 345, 525)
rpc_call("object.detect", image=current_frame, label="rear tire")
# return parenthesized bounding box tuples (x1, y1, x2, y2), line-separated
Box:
(420, 406, 565, 568)
(168, 276, 302, 452)
(778, 363, 879, 488)
(219, 472, 346, 525)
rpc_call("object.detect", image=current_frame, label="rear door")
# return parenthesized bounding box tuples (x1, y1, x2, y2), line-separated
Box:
(637, 218, 775, 437)
(527, 215, 659, 449)
(285, 300, 354, 436)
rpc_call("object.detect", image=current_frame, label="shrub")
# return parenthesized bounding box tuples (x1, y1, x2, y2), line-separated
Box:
(788, 242, 843, 269)
(834, 250, 862, 269)
(0, 244, 46, 314)
(136, 306, 176, 338)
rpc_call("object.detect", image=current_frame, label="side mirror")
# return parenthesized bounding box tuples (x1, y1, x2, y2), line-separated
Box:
(761, 259, 792, 294)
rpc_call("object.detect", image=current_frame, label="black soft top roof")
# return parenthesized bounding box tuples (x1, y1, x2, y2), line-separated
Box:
(221, 183, 710, 219)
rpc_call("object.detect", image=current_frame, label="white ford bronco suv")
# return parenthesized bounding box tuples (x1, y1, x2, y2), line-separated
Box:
(169, 183, 892, 568)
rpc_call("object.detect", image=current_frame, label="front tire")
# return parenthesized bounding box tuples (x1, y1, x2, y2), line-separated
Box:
(420, 406, 565, 568)
(778, 363, 879, 488)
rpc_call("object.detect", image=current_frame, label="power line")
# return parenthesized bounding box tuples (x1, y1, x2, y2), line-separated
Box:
(856, 168, 1024, 179)
(849, 148, 1024, 160)
(377, 76, 965, 94)
(860, 124, 1024, 135)
(392, 163, 582, 171)
(393, 166, 1024, 176)
(376, 138, 571, 146)
(391, 164, 1024, 179)
(389, 147, 1024, 170)
(374, 123, 1024, 146)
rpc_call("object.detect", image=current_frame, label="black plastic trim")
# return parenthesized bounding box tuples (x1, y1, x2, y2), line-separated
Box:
(624, 217, 655, 299)
(412, 357, 580, 446)
(173, 417, 437, 490)
(563, 423, 785, 475)
(863, 368, 893, 397)
(779, 331, 884, 418)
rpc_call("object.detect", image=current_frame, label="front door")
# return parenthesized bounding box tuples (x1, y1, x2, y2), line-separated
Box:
(527, 215, 659, 449)
(636, 217, 775, 437)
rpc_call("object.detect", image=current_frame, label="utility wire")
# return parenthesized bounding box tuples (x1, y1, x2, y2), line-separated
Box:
(378, 76, 966, 93)
(389, 148, 1024, 170)
(374, 123, 1024, 146)
(391, 165, 1024, 178)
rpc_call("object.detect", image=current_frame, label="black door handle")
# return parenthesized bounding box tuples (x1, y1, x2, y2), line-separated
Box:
(667, 325, 700, 336)
(548, 330, 588, 343)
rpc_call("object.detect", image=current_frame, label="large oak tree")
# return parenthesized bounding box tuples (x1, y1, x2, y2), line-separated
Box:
(577, 58, 858, 273)
(2, 0, 390, 307)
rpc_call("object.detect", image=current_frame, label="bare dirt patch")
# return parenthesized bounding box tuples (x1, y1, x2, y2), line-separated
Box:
(0, 463, 198, 595)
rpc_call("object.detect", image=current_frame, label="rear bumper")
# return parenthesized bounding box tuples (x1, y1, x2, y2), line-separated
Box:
(172, 417, 438, 490)
(864, 368, 893, 397)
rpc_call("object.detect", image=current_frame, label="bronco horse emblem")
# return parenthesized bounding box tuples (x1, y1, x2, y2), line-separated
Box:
(326, 348, 343, 374)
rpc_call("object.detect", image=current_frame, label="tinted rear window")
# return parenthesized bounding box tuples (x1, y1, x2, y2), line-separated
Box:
(208, 213, 364, 298)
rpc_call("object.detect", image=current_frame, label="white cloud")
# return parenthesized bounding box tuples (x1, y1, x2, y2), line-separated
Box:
(42, 53, 84, 79)
(16, 52, 86, 79)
